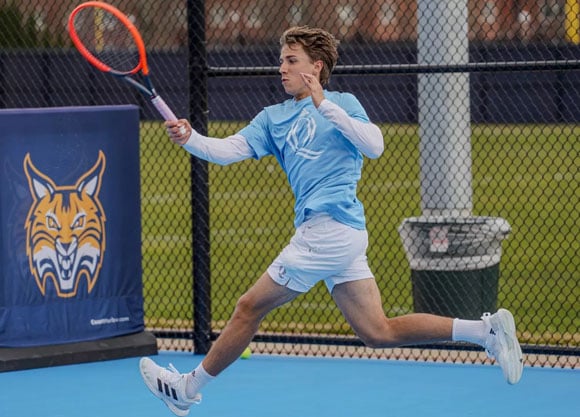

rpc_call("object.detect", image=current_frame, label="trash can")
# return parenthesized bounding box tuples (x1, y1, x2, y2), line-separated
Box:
(398, 216, 510, 319)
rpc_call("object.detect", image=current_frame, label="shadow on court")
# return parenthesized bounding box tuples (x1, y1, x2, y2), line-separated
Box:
(0, 351, 577, 417)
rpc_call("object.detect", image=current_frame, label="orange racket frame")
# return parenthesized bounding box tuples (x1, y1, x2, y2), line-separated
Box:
(68, 1, 179, 121)
(68, 1, 149, 76)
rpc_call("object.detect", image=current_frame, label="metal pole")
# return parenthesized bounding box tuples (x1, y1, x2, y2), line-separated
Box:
(398, 1, 510, 321)
(187, 0, 211, 354)
(417, 0, 472, 217)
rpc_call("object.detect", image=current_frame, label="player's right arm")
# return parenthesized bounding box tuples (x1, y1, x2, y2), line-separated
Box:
(166, 119, 254, 166)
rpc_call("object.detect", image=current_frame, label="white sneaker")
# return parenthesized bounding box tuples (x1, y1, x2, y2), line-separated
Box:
(139, 357, 202, 416)
(482, 309, 524, 384)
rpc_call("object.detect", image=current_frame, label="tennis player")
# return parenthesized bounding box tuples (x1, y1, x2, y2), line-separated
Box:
(140, 26, 523, 416)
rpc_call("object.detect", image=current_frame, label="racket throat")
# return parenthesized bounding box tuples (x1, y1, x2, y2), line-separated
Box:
(123, 76, 156, 98)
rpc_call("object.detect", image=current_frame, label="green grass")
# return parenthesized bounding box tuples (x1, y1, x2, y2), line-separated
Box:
(139, 122, 579, 345)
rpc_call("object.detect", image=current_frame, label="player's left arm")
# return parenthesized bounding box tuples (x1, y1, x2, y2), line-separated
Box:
(300, 72, 384, 159)
(317, 97, 384, 159)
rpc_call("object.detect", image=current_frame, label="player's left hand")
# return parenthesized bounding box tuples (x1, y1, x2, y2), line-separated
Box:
(300, 72, 324, 107)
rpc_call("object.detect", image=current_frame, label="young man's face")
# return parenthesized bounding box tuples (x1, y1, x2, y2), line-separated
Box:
(279, 43, 321, 100)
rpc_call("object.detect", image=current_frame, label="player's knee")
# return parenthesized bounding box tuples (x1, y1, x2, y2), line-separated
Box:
(357, 320, 397, 348)
(233, 292, 261, 321)
(359, 333, 387, 349)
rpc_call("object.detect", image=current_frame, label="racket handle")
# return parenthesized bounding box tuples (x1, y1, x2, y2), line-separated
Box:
(151, 95, 186, 135)
(151, 95, 177, 121)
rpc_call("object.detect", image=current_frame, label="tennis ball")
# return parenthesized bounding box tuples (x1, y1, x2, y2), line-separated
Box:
(240, 347, 252, 359)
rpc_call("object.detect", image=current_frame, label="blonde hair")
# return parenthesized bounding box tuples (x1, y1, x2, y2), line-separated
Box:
(280, 26, 339, 86)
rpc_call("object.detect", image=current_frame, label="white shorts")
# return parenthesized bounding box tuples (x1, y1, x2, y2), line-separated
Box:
(267, 214, 374, 293)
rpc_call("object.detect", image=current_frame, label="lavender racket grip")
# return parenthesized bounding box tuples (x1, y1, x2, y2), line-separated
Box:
(151, 96, 186, 135)
(151, 95, 177, 120)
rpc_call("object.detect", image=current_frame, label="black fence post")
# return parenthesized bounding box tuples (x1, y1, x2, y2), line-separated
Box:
(187, 0, 211, 354)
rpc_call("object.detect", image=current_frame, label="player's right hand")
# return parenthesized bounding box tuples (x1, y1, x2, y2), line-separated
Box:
(165, 119, 191, 145)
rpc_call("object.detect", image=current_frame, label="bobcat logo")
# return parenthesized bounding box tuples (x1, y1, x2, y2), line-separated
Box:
(23, 151, 107, 298)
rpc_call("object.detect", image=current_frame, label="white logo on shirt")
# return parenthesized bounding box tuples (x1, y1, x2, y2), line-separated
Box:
(286, 109, 322, 160)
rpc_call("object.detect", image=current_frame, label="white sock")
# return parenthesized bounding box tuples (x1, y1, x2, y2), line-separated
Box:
(186, 363, 215, 398)
(452, 318, 486, 346)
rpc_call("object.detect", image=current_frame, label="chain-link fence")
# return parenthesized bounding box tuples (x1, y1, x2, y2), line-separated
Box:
(1, 0, 578, 368)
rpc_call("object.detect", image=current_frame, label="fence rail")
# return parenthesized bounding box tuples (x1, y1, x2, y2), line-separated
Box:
(2, 50, 580, 124)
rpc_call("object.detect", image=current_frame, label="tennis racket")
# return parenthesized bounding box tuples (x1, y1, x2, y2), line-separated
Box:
(68, 1, 183, 127)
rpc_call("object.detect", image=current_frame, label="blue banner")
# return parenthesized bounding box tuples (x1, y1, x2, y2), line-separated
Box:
(0, 105, 144, 347)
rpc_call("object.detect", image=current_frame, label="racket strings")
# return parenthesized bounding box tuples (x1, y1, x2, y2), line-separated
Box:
(72, 8, 140, 74)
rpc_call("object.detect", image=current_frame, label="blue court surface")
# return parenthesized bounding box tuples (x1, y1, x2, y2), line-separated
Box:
(1, 351, 578, 417)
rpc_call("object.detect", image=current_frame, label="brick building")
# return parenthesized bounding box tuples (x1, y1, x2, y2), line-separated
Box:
(9, 0, 577, 48)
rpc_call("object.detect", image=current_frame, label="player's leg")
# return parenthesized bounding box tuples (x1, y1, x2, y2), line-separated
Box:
(331, 278, 454, 347)
(201, 271, 301, 376)
(140, 271, 301, 416)
(331, 278, 523, 384)
(139, 215, 344, 415)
